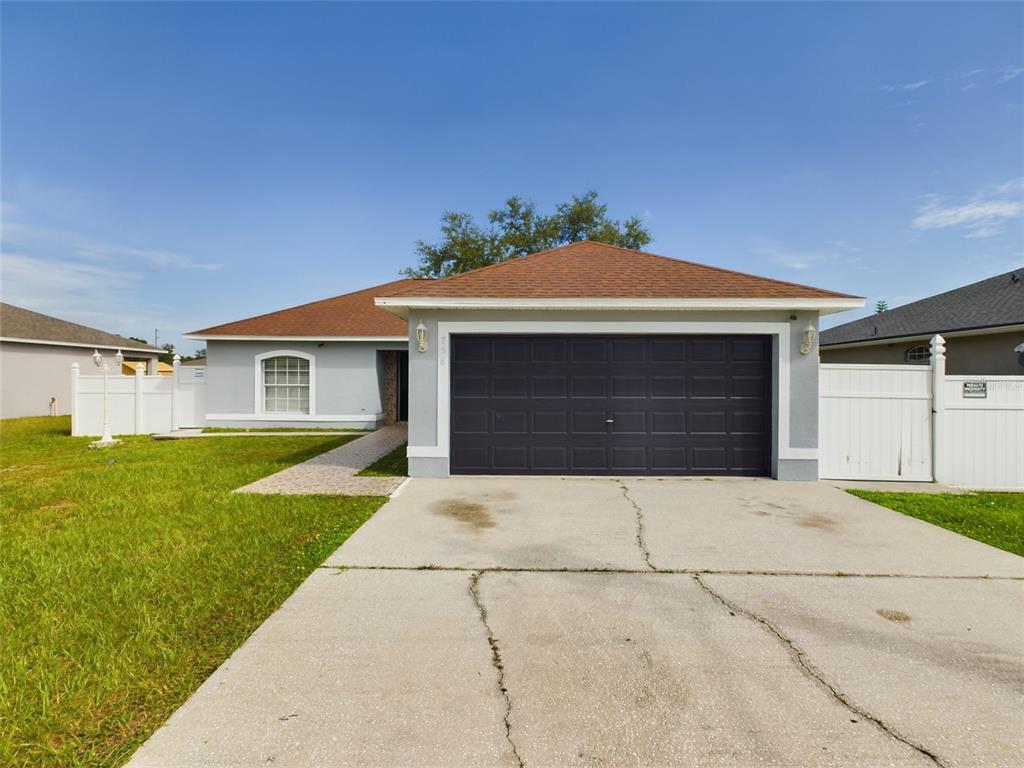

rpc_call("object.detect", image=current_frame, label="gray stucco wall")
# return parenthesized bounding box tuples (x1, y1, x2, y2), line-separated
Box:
(821, 329, 1024, 375)
(404, 309, 822, 480)
(0, 341, 157, 419)
(205, 339, 407, 428)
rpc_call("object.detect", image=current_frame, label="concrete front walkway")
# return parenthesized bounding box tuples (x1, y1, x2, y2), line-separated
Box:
(234, 423, 407, 496)
(129, 478, 1024, 768)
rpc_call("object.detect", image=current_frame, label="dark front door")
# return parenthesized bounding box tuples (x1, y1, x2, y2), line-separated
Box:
(449, 334, 771, 476)
(397, 351, 409, 422)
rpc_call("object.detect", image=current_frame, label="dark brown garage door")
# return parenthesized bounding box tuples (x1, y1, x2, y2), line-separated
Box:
(450, 334, 772, 476)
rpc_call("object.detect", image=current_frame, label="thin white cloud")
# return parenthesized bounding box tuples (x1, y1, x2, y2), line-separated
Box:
(995, 66, 1023, 85)
(881, 80, 930, 92)
(912, 179, 1024, 239)
(0, 204, 221, 272)
(750, 240, 859, 271)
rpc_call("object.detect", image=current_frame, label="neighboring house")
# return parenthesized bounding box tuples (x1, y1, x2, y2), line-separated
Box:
(820, 269, 1024, 374)
(185, 279, 424, 430)
(121, 361, 175, 376)
(0, 303, 162, 419)
(373, 241, 861, 480)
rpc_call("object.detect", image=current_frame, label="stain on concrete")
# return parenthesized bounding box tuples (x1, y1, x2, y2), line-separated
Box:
(876, 608, 912, 623)
(432, 499, 496, 530)
(796, 513, 838, 531)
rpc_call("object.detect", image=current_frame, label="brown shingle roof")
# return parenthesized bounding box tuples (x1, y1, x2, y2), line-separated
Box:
(188, 278, 427, 337)
(0, 303, 161, 352)
(383, 241, 857, 300)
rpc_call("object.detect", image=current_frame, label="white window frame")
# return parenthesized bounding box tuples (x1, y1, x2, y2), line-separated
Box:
(905, 344, 931, 364)
(254, 350, 316, 416)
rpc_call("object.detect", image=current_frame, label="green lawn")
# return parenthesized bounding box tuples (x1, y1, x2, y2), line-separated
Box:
(0, 416, 386, 768)
(849, 490, 1024, 557)
(357, 442, 408, 477)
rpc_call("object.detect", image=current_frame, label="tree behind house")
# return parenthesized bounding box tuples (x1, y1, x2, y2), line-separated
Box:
(404, 191, 653, 278)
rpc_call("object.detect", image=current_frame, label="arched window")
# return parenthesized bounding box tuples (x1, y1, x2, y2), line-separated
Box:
(256, 351, 314, 414)
(905, 345, 930, 364)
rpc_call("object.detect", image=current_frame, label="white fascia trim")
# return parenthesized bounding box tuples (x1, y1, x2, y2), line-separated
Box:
(409, 319, 816, 470)
(207, 412, 384, 422)
(376, 296, 863, 315)
(820, 323, 1024, 351)
(254, 349, 317, 417)
(0, 337, 163, 354)
(185, 334, 408, 342)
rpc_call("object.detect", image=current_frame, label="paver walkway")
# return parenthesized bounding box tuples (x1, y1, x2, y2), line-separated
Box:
(234, 423, 407, 496)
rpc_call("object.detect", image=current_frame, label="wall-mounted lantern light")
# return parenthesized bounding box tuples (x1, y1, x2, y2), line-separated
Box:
(799, 322, 818, 355)
(416, 321, 428, 353)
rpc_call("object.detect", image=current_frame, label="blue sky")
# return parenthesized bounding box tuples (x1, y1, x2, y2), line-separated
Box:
(2, 1, 1022, 353)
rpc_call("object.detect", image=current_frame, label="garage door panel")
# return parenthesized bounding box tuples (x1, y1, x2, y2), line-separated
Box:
(531, 375, 567, 398)
(611, 376, 646, 398)
(651, 411, 688, 434)
(493, 411, 528, 434)
(532, 446, 568, 470)
(571, 446, 608, 470)
(571, 376, 607, 398)
(492, 375, 528, 398)
(532, 411, 568, 434)
(450, 335, 771, 476)
(572, 411, 608, 434)
(610, 411, 647, 434)
(652, 376, 687, 398)
(611, 446, 647, 470)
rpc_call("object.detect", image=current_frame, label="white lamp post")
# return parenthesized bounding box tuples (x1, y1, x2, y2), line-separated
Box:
(90, 349, 123, 448)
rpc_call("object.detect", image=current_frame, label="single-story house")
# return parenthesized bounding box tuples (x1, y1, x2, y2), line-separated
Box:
(821, 269, 1024, 374)
(186, 278, 424, 429)
(0, 303, 162, 419)
(190, 242, 861, 479)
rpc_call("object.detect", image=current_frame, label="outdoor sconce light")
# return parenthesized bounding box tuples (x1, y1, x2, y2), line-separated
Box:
(114, 349, 124, 368)
(800, 322, 818, 355)
(416, 321, 428, 353)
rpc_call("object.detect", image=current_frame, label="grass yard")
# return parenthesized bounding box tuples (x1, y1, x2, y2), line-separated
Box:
(0, 416, 387, 768)
(357, 442, 408, 477)
(849, 490, 1024, 557)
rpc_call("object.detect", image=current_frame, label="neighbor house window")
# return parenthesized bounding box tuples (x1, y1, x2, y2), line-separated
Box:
(262, 356, 310, 413)
(905, 345, 930, 364)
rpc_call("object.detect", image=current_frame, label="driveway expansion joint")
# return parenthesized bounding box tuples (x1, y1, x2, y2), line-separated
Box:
(469, 571, 525, 768)
(692, 574, 949, 768)
(618, 480, 658, 571)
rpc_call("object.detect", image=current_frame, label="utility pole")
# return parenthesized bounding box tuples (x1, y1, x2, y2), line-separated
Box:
(154, 329, 159, 348)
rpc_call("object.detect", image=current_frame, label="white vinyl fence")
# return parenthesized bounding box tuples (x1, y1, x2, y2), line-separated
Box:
(71, 357, 206, 437)
(820, 335, 1024, 490)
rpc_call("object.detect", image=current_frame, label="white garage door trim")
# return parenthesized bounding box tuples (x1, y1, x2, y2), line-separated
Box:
(408, 319, 815, 466)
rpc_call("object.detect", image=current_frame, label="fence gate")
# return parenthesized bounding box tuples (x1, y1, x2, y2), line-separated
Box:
(819, 364, 933, 481)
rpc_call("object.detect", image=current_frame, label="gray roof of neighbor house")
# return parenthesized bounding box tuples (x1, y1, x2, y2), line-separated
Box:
(821, 268, 1024, 347)
(0, 303, 162, 353)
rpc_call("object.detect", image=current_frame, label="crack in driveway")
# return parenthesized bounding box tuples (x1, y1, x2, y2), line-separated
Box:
(469, 571, 525, 768)
(618, 480, 657, 571)
(692, 574, 948, 768)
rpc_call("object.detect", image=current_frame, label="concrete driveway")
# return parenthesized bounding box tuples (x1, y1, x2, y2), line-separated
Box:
(129, 478, 1024, 768)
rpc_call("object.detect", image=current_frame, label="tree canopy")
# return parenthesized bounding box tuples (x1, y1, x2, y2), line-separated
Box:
(403, 191, 653, 278)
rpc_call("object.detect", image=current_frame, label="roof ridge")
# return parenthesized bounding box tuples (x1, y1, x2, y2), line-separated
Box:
(824, 266, 1024, 336)
(0, 302, 160, 350)
(189, 277, 425, 335)
(384, 240, 859, 299)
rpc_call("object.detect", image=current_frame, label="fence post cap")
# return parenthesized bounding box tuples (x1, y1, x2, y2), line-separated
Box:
(135, 362, 145, 373)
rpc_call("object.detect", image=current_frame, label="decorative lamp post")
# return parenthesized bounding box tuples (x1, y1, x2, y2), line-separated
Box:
(90, 349, 122, 448)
